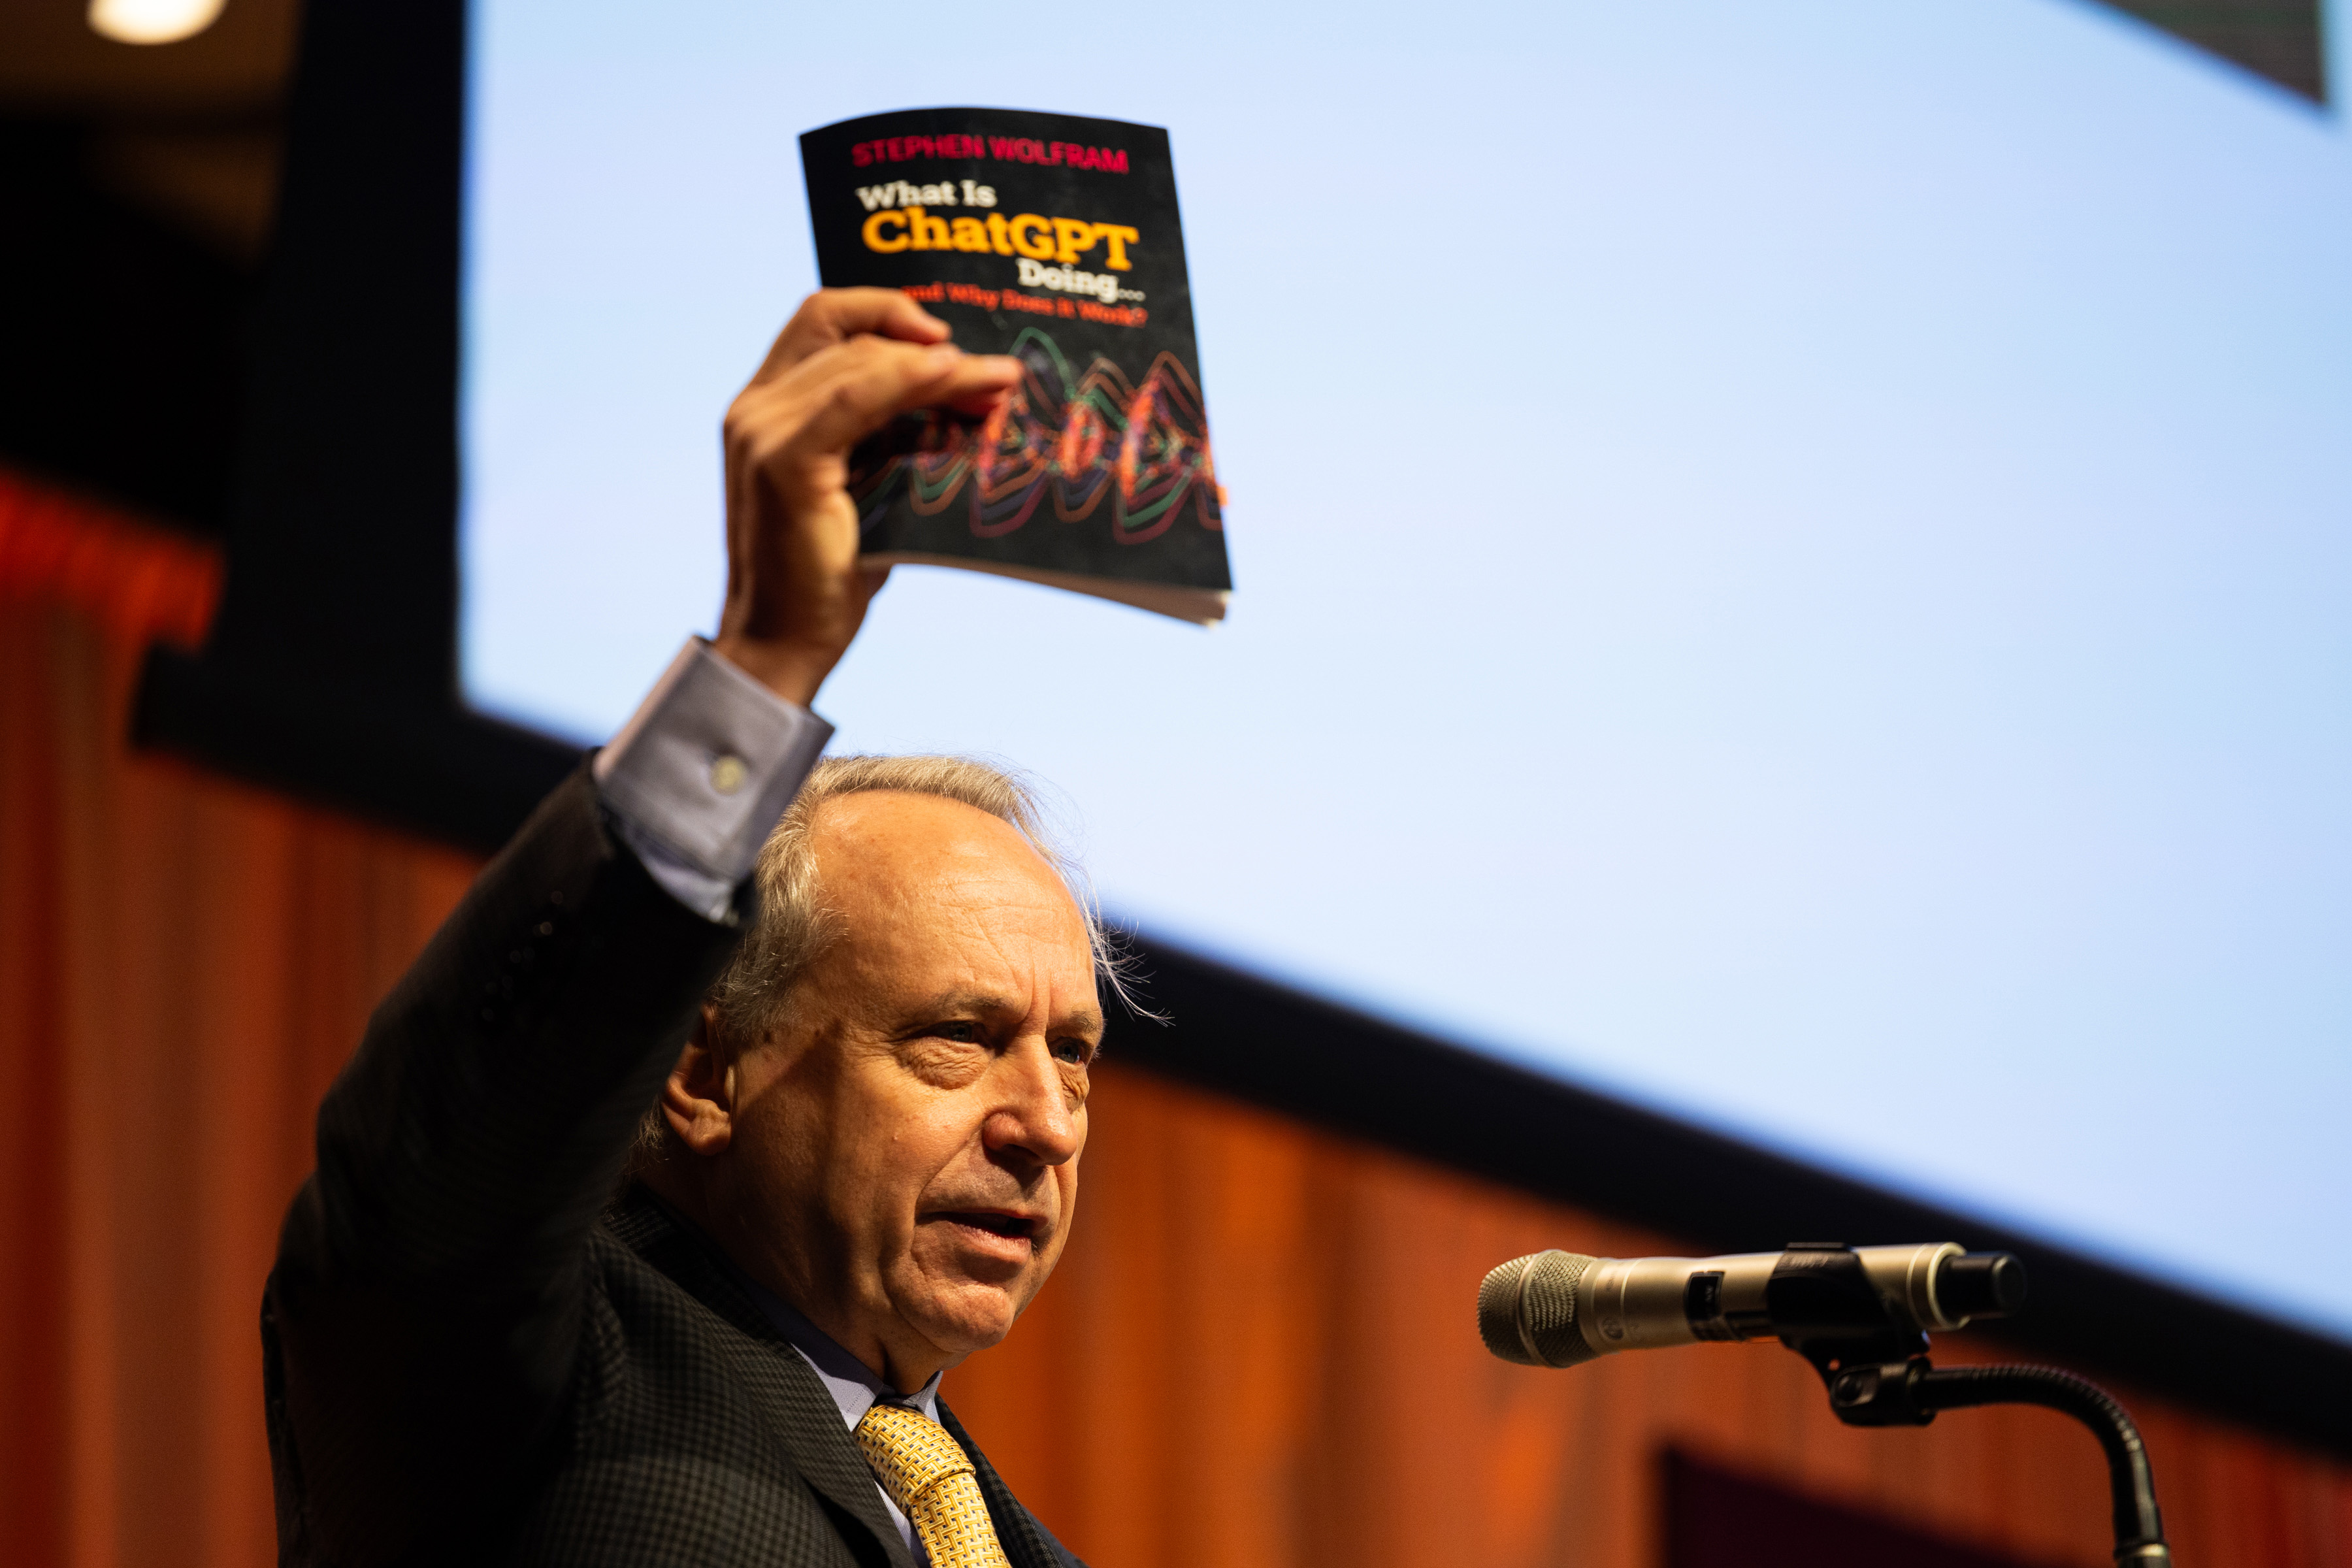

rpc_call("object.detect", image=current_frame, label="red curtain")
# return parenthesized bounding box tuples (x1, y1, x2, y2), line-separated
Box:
(1, 472, 478, 1567)
(5, 468, 2347, 1568)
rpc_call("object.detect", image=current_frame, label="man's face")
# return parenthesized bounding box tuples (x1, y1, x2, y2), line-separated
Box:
(716, 791, 1100, 1389)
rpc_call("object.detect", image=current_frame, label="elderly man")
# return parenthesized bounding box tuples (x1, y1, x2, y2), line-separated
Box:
(263, 290, 1107, 1567)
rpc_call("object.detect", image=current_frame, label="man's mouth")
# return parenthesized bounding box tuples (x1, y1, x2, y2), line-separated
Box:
(931, 1210, 1040, 1244)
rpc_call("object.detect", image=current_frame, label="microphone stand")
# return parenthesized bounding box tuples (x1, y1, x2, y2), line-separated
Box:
(1787, 1331, 2172, 1568)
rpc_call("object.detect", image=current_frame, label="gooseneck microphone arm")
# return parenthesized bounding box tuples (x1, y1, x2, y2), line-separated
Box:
(1480, 1242, 2174, 1568)
(1924, 1368, 2166, 1563)
(1812, 1352, 2168, 1566)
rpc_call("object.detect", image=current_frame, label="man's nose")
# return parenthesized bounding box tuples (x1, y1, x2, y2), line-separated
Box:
(983, 1037, 1082, 1166)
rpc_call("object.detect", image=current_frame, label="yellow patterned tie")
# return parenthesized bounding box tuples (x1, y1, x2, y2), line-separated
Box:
(853, 1402, 1011, 1568)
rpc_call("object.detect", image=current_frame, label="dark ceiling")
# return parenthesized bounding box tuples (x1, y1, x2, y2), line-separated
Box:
(0, 0, 2325, 541)
(2099, 0, 2326, 103)
(0, 0, 297, 537)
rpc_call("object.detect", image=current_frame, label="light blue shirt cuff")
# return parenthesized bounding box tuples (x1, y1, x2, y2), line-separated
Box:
(593, 638, 834, 922)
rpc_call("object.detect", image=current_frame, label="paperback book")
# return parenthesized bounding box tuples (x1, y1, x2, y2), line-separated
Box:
(800, 107, 1231, 624)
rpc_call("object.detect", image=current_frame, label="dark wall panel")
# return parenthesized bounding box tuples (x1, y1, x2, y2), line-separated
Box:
(1665, 1448, 2055, 1568)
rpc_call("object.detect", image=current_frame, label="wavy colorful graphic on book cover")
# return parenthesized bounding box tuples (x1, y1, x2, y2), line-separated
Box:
(802, 109, 1231, 617)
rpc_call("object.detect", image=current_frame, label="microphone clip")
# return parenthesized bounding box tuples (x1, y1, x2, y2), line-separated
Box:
(1788, 1331, 1938, 1428)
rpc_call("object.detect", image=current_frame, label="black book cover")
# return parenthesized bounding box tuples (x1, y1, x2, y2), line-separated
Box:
(800, 108, 1231, 623)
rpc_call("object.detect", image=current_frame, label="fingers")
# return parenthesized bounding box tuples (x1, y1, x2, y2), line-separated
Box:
(943, 377, 1019, 418)
(753, 287, 951, 383)
(782, 340, 1022, 463)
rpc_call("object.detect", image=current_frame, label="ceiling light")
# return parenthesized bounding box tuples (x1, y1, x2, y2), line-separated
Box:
(87, 0, 227, 46)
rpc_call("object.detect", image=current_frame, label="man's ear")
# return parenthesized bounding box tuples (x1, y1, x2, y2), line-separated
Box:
(662, 1004, 739, 1156)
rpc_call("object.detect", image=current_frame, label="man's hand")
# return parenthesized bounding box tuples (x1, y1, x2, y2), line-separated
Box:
(713, 289, 1021, 707)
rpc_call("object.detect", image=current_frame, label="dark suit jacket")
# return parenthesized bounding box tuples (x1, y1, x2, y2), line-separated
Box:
(262, 766, 1086, 1568)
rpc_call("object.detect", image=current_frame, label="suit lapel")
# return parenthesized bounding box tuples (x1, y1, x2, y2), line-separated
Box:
(938, 1400, 1078, 1568)
(719, 1334, 919, 1568)
(607, 1190, 917, 1568)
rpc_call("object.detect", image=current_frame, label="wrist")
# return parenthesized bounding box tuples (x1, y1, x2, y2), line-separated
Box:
(708, 633, 840, 708)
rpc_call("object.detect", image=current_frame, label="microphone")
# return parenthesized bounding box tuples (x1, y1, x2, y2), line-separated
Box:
(1477, 1241, 2025, 1368)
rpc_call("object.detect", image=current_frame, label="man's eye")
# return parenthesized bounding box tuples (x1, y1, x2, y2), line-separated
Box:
(1053, 1039, 1096, 1066)
(934, 1021, 983, 1043)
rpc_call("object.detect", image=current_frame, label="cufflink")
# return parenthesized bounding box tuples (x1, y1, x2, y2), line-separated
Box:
(709, 754, 748, 796)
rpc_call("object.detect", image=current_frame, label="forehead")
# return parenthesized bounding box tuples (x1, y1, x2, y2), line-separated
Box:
(809, 791, 1093, 969)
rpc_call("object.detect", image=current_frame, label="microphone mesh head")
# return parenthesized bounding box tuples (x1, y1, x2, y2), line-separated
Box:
(1477, 1249, 1603, 1368)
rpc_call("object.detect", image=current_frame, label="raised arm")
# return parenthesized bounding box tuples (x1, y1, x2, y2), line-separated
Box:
(263, 291, 1021, 1562)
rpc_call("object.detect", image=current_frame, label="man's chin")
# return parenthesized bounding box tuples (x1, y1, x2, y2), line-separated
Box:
(892, 1268, 1032, 1358)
